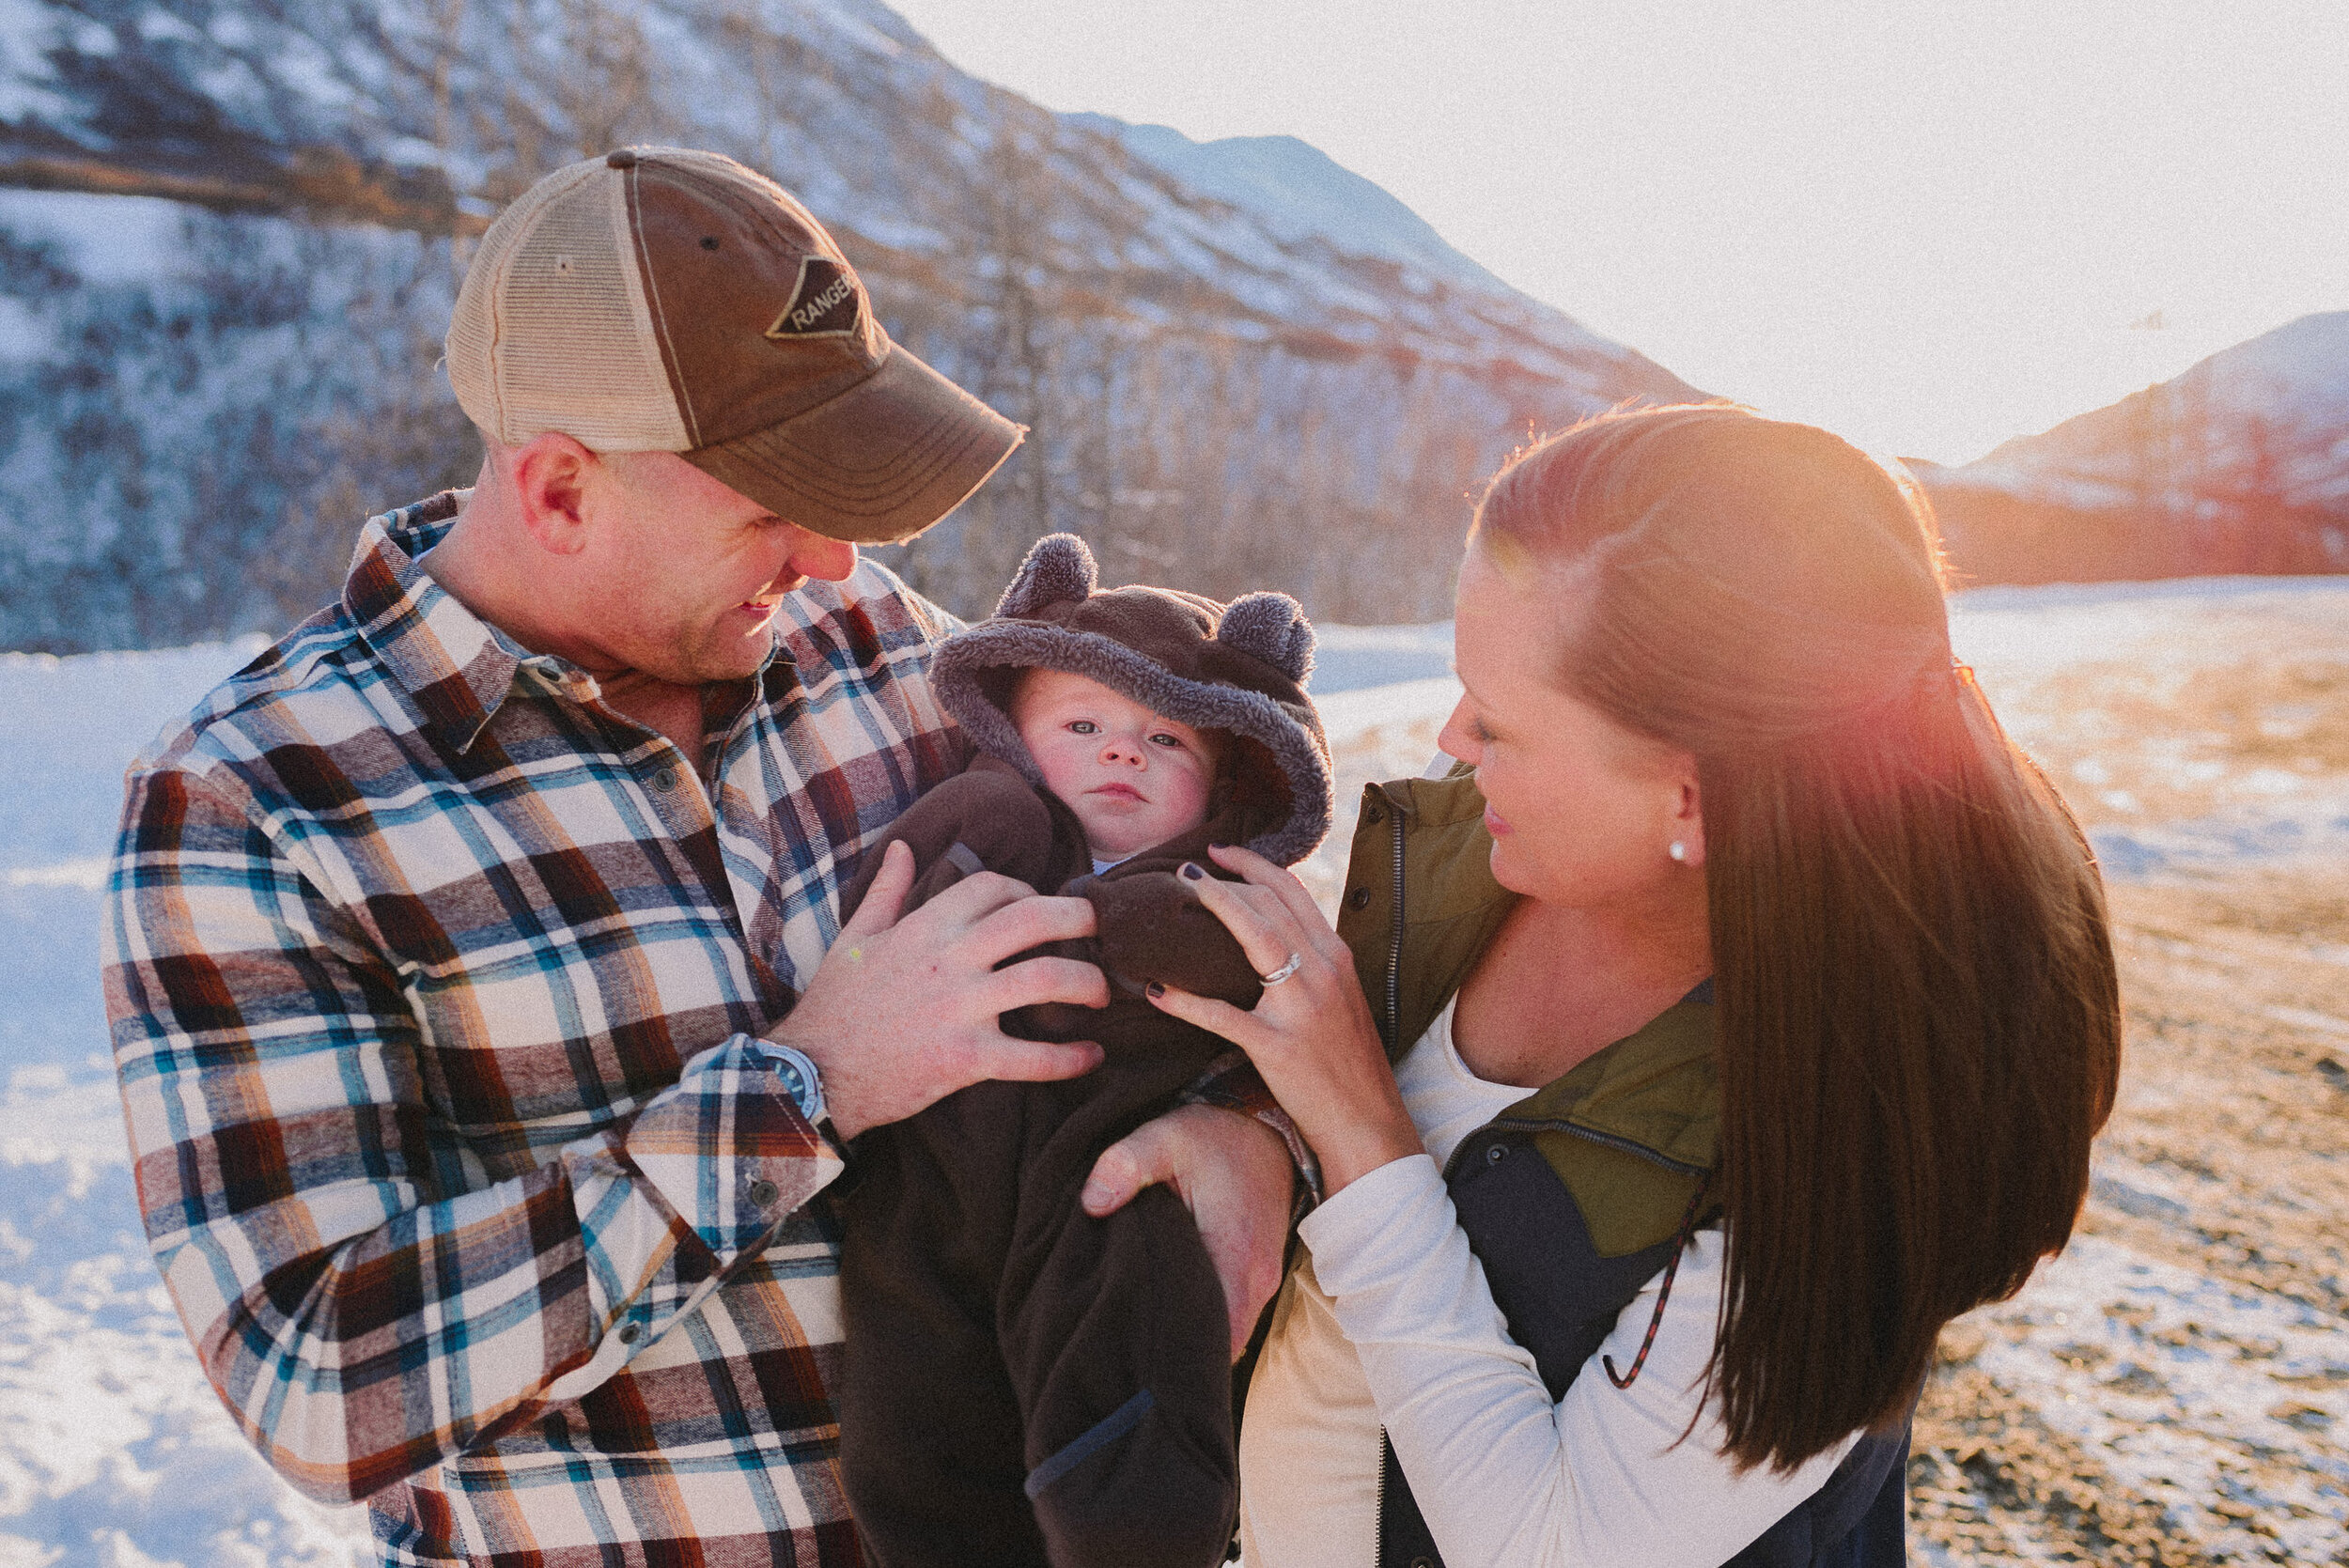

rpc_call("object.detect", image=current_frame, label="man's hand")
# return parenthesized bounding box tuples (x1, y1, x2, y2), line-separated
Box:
(775, 840, 1109, 1138)
(1081, 1104, 1295, 1361)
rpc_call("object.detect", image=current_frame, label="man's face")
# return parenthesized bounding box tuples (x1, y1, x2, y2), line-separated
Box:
(1010, 669, 1220, 861)
(573, 451, 858, 686)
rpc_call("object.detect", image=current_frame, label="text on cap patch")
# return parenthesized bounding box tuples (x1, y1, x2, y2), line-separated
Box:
(766, 256, 861, 340)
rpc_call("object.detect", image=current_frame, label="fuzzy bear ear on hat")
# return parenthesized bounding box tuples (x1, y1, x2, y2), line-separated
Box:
(994, 532, 1099, 618)
(1218, 591, 1315, 685)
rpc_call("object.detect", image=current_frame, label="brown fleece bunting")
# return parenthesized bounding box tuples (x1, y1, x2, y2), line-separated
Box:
(833, 535, 1331, 1567)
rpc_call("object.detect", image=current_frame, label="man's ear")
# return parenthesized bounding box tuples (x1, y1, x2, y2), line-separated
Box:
(508, 433, 599, 556)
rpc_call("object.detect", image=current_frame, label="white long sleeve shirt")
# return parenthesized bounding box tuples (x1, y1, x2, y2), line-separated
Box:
(1237, 1000, 1854, 1568)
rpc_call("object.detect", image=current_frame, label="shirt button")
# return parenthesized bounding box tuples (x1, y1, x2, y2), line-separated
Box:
(747, 1178, 780, 1209)
(617, 1322, 642, 1344)
(650, 768, 677, 793)
(1346, 887, 1372, 911)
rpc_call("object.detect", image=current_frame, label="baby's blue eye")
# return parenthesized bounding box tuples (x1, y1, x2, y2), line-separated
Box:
(1149, 733, 1183, 749)
(1067, 720, 1098, 736)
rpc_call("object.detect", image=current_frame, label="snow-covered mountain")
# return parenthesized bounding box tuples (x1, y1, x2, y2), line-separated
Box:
(1065, 114, 1510, 295)
(0, 0, 1699, 652)
(1919, 313, 2349, 582)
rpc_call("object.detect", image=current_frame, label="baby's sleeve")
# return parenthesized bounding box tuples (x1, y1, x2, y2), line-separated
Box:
(837, 768, 1062, 924)
(1082, 871, 1266, 1008)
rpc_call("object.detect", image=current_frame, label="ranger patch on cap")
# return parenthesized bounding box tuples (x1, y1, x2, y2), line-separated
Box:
(767, 256, 861, 339)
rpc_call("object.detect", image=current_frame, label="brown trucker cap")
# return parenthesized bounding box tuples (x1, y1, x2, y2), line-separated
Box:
(445, 147, 1023, 543)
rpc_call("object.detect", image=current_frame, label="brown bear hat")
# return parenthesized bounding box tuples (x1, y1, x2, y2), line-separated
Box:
(932, 533, 1333, 867)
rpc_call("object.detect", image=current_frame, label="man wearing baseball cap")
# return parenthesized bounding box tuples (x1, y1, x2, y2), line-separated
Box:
(103, 148, 1294, 1565)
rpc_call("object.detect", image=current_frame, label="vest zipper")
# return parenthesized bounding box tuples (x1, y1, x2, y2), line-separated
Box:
(1374, 1426, 1389, 1568)
(1383, 795, 1406, 1054)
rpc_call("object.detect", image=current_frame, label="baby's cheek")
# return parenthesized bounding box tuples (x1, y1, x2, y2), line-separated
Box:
(1169, 764, 1215, 821)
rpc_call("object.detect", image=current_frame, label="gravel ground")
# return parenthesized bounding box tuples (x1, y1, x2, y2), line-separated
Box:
(1909, 864, 2349, 1568)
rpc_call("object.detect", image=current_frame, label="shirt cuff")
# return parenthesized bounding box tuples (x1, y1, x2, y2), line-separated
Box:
(624, 1032, 846, 1264)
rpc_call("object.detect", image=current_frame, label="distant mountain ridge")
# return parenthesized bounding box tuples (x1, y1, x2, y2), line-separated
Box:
(1917, 313, 2349, 582)
(1963, 312, 2349, 512)
(1066, 114, 1511, 295)
(0, 0, 1699, 651)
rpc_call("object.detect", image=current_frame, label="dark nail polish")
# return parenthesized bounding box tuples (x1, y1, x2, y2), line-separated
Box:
(1180, 862, 1206, 881)
(1146, 981, 1165, 1000)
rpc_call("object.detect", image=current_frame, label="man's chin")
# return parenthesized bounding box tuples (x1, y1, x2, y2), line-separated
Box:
(695, 623, 778, 680)
(745, 618, 781, 658)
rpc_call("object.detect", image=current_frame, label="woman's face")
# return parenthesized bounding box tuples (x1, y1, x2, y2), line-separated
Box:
(1437, 544, 1704, 908)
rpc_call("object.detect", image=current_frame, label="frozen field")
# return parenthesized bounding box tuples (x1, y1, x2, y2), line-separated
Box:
(0, 577, 2343, 1565)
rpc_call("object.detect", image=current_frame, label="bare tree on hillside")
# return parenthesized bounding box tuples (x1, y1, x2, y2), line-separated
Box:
(981, 120, 1057, 539)
(554, 0, 652, 158)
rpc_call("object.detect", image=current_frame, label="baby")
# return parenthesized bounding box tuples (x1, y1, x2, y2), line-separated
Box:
(832, 534, 1330, 1568)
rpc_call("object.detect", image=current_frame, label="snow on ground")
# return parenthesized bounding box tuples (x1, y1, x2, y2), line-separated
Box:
(0, 577, 2343, 1564)
(0, 192, 201, 291)
(1951, 577, 2349, 880)
(0, 639, 376, 1566)
(1304, 619, 1455, 696)
(1954, 1234, 2349, 1564)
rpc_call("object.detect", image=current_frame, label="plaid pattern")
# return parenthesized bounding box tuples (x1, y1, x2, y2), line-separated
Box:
(103, 492, 972, 1564)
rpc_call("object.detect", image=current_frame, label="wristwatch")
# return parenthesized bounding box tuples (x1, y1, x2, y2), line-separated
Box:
(763, 1041, 827, 1126)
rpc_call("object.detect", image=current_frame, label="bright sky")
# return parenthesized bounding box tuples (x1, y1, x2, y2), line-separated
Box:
(885, 0, 2349, 466)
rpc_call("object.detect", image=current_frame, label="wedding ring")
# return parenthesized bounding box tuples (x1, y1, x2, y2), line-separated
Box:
(1257, 952, 1304, 987)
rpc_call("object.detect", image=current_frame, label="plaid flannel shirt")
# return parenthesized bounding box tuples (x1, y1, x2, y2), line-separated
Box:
(104, 492, 981, 1564)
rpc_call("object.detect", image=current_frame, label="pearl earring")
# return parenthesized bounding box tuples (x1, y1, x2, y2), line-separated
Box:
(1668, 841, 1688, 863)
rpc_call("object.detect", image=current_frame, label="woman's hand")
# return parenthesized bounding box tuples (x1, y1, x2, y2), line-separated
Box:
(1145, 845, 1423, 1192)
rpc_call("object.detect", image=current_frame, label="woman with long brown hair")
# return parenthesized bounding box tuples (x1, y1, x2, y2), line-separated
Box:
(1146, 404, 2121, 1565)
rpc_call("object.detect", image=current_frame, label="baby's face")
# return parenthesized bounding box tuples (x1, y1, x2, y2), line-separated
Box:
(1010, 669, 1218, 860)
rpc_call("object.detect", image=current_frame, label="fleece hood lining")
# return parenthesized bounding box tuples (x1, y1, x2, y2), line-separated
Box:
(933, 622, 1333, 868)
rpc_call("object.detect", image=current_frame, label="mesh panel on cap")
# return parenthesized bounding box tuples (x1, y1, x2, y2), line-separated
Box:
(444, 158, 690, 451)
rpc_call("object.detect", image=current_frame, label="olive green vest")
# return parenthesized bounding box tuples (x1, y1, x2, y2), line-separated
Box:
(1330, 769, 1718, 1256)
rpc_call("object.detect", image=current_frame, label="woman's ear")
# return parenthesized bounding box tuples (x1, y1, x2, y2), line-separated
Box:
(1669, 769, 1706, 870)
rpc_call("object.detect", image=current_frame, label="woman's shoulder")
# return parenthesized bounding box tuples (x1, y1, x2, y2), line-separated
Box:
(1337, 768, 1505, 927)
(1373, 761, 1485, 821)
(1334, 768, 1517, 1055)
